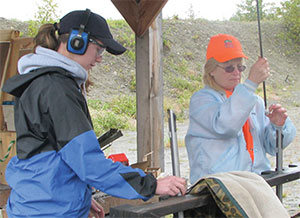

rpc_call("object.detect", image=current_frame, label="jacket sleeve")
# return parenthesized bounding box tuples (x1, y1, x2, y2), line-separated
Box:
(58, 130, 156, 200)
(263, 116, 296, 156)
(45, 78, 156, 200)
(189, 84, 258, 138)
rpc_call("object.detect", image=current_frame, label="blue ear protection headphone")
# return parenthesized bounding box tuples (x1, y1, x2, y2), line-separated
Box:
(67, 9, 91, 55)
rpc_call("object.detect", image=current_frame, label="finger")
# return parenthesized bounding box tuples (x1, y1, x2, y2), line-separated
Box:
(88, 211, 95, 218)
(174, 176, 187, 185)
(173, 180, 187, 196)
(174, 178, 187, 193)
(268, 104, 281, 113)
(178, 183, 187, 195)
(167, 185, 178, 196)
(170, 183, 180, 194)
(272, 107, 287, 116)
(92, 199, 102, 213)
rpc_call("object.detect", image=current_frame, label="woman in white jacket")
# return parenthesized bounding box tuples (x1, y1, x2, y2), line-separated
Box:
(185, 34, 296, 184)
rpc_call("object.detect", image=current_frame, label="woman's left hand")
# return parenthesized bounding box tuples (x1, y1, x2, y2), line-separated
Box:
(88, 198, 105, 218)
(266, 104, 288, 127)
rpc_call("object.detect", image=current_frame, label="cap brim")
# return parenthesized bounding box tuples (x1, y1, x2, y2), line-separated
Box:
(99, 38, 126, 55)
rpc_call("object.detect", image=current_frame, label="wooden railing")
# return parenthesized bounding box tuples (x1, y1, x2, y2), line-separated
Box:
(109, 166, 300, 218)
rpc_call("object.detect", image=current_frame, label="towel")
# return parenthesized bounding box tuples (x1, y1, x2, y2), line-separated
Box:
(185, 171, 289, 218)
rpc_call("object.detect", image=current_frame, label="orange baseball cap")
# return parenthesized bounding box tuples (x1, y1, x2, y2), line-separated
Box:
(206, 34, 248, 62)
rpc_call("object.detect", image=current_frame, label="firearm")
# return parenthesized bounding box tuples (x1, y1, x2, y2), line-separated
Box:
(97, 128, 123, 151)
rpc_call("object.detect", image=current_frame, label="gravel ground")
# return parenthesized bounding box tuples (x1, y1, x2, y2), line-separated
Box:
(107, 106, 300, 216)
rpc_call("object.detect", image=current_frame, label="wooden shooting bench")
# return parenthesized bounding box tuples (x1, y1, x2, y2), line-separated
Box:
(109, 166, 300, 217)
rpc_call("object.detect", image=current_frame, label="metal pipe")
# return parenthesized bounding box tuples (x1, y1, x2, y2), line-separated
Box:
(256, 0, 283, 201)
(168, 109, 181, 177)
(168, 109, 184, 218)
(276, 129, 283, 201)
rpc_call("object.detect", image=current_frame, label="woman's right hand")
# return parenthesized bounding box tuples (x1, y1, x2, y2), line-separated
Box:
(248, 57, 270, 85)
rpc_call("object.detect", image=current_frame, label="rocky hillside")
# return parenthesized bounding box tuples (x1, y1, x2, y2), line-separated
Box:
(1, 17, 299, 110)
(90, 18, 300, 111)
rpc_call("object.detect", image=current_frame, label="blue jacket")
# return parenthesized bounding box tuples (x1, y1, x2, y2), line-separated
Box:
(185, 81, 296, 184)
(2, 47, 157, 218)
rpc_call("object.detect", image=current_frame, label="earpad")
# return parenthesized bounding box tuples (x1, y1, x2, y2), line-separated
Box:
(67, 29, 89, 55)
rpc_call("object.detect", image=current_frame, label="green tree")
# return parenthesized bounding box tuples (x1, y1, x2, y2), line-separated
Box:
(277, 0, 300, 48)
(230, 0, 279, 21)
(28, 0, 60, 36)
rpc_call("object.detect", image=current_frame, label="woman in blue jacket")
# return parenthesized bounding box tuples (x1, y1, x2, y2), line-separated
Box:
(185, 34, 296, 184)
(3, 9, 186, 218)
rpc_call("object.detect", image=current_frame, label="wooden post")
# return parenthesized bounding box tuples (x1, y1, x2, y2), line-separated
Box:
(136, 13, 164, 170)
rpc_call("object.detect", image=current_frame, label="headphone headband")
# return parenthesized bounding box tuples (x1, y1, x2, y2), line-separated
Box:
(78, 9, 91, 34)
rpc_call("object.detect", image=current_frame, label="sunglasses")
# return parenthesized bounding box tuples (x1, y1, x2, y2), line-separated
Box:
(89, 38, 106, 56)
(217, 65, 246, 73)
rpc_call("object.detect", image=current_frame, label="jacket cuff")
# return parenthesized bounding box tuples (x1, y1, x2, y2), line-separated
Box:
(244, 79, 258, 93)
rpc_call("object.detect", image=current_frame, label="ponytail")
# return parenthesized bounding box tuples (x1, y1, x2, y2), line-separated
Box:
(33, 23, 60, 51)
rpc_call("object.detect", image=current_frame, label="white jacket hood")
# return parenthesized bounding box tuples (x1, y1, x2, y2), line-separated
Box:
(18, 46, 88, 87)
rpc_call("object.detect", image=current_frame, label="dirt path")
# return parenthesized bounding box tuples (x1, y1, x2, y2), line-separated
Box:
(107, 106, 300, 216)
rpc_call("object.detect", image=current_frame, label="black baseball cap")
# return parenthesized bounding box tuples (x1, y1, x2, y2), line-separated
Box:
(59, 9, 126, 55)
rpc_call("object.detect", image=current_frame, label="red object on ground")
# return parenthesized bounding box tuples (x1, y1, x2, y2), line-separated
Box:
(107, 153, 129, 166)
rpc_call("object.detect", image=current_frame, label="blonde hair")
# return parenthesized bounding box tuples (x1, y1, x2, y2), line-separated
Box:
(33, 23, 68, 52)
(203, 58, 224, 92)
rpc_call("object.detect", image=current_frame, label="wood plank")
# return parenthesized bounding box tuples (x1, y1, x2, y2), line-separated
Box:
(111, 0, 168, 37)
(93, 192, 159, 215)
(0, 132, 16, 184)
(136, 0, 167, 36)
(110, 194, 213, 217)
(0, 30, 19, 42)
(0, 183, 10, 208)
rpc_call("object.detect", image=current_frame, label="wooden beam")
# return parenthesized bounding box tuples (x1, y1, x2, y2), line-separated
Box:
(111, 0, 168, 37)
(111, 0, 139, 35)
(149, 13, 164, 170)
(110, 168, 300, 217)
(110, 194, 213, 217)
(93, 192, 159, 215)
(136, 29, 151, 163)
